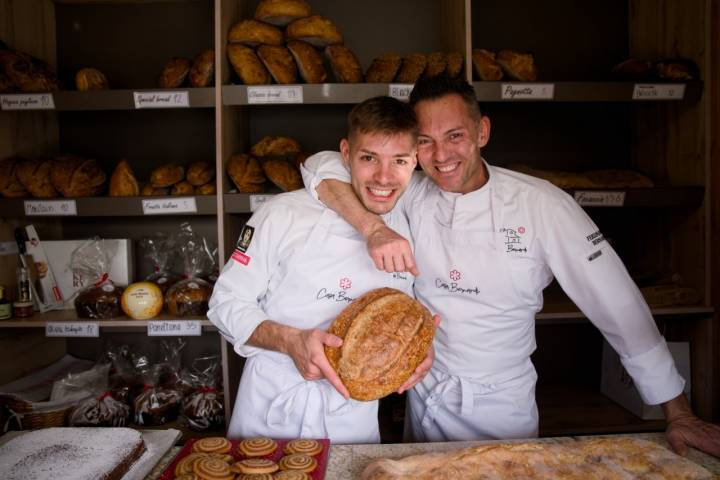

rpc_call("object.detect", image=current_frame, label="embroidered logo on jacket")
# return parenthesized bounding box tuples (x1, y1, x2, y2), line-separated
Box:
(501, 227, 527, 253)
(435, 269, 480, 296)
(236, 225, 254, 253)
(339, 277, 352, 290)
(317, 277, 355, 303)
(231, 249, 251, 265)
(450, 269, 461, 281)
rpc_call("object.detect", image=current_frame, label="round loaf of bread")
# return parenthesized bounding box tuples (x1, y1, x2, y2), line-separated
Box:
(254, 0, 311, 26)
(325, 287, 434, 401)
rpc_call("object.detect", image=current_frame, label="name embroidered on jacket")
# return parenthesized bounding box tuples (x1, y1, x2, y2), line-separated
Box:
(501, 227, 528, 253)
(586, 230, 606, 246)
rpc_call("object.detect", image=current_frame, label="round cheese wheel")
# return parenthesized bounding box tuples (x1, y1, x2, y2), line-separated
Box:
(121, 281, 164, 320)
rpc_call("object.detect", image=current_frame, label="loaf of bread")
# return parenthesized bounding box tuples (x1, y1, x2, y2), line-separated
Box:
(286, 15, 343, 47)
(656, 59, 698, 81)
(611, 58, 655, 80)
(0, 49, 59, 92)
(509, 164, 654, 189)
(325, 288, 434, 401)
(186, 161, 215, 186)
(0, 70, 14, 93)
(51, 155, 106, 197)
(251, 135, 302, 157)
(227, 44, 272, 85)
(257, 45, 298, 84)
(424, 52, 447, 78)
(287, 40, 326, 84)
(365, 53, 402, 83)
(75, 67, 109, 91)
(16, 158, 57, 198)
(472, 49, 503, 81)
(109, 159, 140, 197)
(325, 45, 363, 83)
(189, 50, 215, 87)
(141, 184, 170, 196)
(0, 157, 29, 198)
(158, 57, 191, 88)
(195, 183, 216, 195)
(496, 49, 538, 81)
(150, 164, 185, 187)
(262, 158, 303, 191)
(228, 19, 283, 46)
(254, 0, 312, 26)
(445, 51, 464, 78)
(227, 153, 267, 193)
(395, 54, 427, 83)
(171, 180, 194, 196)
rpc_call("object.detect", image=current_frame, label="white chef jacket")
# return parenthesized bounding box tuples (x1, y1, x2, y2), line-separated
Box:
(302, 151, 685, 441)
(207, 189, 414, 443)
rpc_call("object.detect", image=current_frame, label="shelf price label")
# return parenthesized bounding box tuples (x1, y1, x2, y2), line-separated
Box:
(148, 320, 202, 336)
(388, 84, 414, 101)
(142, 197, 197, 215)
(46, 322, 99, 337)
(133, 91, 190, 109)
(574, 190, 626, 207)
(247, 86, 303, 104)
(24, 200, 77, 216)
(632, 84, 685, 100)
(501, 83, 555, 100)
(249, 194, 274, 212)
(0, 93, 55, 110)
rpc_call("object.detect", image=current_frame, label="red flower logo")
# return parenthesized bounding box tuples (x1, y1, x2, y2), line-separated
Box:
(450, 270, 461, 281)
(339, 277, 352, 290)
(518, 226, 526, 234)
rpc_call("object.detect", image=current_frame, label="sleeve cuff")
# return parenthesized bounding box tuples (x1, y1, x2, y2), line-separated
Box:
(620, 338, 686, 405)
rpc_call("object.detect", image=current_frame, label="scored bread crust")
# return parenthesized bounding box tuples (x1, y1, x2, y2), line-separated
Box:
(326, 288, 434, 401)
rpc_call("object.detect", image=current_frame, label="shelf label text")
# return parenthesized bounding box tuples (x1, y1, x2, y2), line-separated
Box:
(0, 93, 55, 110)
(388, 84, 414, 101)
(632, 84, 685, 100)
(249, 194, 273, 212)
(133, 91, 190, 108)
(24, 200, 77, 216)
(574, 190, 626, 207)
(46, 322, 99, 337)
(148, 320, 201, 336)
(247, 86, 303, 104)
(501, 83, 555, 100)
(142, 197, 197, 214)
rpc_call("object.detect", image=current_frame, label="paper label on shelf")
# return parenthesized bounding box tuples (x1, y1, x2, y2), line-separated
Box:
(133, 91, 190, 108)
(247, 86, 303, 104)
(142, 197, 197, 214)
(0, 93, 55, 110)
(501, 83, 555, 100)
(148, 320, 201, 336)
(632, 84, 685, 100)
(249, 194, 273, 212)
(574, 190, 626, 207)
(46, 322, 99, 337)
(24, 200, 77, 216)
(388, 84, 414, 101)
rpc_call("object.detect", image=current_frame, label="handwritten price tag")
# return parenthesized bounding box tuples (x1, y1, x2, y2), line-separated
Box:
(46, 322, 99, 337)
(148, 320, 201, 336)
(0, 93, 55, 110)
(501, 83, 554, 100)
(632, 84, 685, 100)
(133, 91, 189, 109)
(142, 197, 197, 215)
(388, 84, 414, 101)
(24, 200, 77, 216)
(574, 190, 626, 207)
(247, 86, 303, 104)
(249, 194, 273, 212)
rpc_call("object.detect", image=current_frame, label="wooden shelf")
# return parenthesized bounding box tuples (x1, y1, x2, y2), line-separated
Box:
(0, 309, 216, 330)
(0, 196, 217, 217)
(50, 88, 214, 110)
(537, 304, 714, 324)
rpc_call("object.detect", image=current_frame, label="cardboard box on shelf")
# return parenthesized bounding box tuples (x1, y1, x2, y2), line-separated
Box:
(22, 225, 64, 311)
(600, 339, 691, 420)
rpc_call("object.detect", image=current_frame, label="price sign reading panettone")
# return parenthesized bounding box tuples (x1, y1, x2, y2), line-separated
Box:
(147, 320, 201, 336)
(133, 91, 189, 108)
(247, 86, 303, 104)
(0, 93, 55, 110)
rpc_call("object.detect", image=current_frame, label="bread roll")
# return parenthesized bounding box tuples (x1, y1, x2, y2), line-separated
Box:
(257, 45, 298, 84)
(611, 59, 654, 81)
(287, 40, 326, 84)
(189, 50, 215, 87)
(141, 184, 170, 196)
(75, 67, 109, 91)
(227, 44, 272, 85)
(325, 288, 434, 401)
(395, 54, 427, 83)
(195, 183, 216, 195)
(445, 51, 464, 78)
(424, 52, 447, 78)
(325, 46, 363, 83)
(171, 180, 194, 195)
(16, 158, 57, 198)
(51, 155, 106, 198)
(656, 59, 698, 81)
(1, 49, 59, 92)
(150, 164, 185, 187)
(158, 57, 191, 88)
(109, 159, 140, 197)
(496, 49, 538, 81)
(228, 19, 283, 47)
(286, 15, 343, 47)
(262, 158, 303, 191)
(365, 53, 402, 83)
(251, 135, 301, 157)
(254, 0, 312, 26)
(472, 49, 503, 81)
(186, 161, 215, 186)
(0, 157, 29, 198)
(227, 153, 266, 193)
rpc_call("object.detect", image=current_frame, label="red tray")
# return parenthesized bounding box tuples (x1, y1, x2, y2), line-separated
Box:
(159, 437, 331, 479)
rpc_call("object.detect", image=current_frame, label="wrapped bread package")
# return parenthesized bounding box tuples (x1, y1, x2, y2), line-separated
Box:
(286, 15, 343, 47)
(254, 0, 312, 26)
(227, 44, 272, 85)
(257, 45, 298, 84)
(189, 50, 215, 87)
(325, 288, 434, 401)
(227, 153, 267, 193)
(75, 67, 109, 91)
(326, 45, 363, 83)
(472, 49, 503, 81)
(158, 57, 191, 88)
(109, 159, 140, 197)
(288, 40, 327, 84)
(228, 19, 283, 46)
(365, 53, 402, 83)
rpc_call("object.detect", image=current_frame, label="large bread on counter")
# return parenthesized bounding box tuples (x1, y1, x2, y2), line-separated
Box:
(325, 288, 434, 401)
(361, 437, 713, 480)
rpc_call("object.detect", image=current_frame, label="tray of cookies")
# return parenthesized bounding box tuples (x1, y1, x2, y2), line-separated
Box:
(159, 436, 330, 479)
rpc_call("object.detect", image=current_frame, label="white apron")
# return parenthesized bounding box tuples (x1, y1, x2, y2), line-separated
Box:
(228, 209, 412, 443)
(406, 181, 539, 442)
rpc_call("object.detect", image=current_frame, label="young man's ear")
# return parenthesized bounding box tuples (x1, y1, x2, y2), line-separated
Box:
(339, 138, 351, 167)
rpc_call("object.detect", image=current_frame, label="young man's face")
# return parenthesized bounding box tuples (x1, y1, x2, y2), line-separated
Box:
(414, 93, 491, 194)
(340, 131, 417, 215)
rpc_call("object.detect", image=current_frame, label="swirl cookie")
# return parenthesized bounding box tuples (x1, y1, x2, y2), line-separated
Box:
(283, 439, 323, 456)
(232, 458, 279, 474)
(175, 453, 208, 476)
(175, 474, 199, 480)
(208, 453, 234, 463)
(236, 474, 275, 480)
(192, 457, 234, 480)
(274, 471, 312, 480)
(278, 454, 317, 473)
(192, 437, 232, 454)
(236, 437, 278, 457)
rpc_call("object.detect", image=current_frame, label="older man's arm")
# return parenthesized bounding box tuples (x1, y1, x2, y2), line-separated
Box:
(663, 393, 720, 458)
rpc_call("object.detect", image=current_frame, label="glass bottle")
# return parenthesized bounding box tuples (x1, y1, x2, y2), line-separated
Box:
(0, 286, 11, 320)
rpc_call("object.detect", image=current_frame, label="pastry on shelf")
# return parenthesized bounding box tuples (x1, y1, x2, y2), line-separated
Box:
(228, 19, 283, 47)
(610, 58, 655, 81)
(189, 49, 215, 87)
(171, 180, 195, 196)
(496, 49, 538, 81)
(365, 53, 402, 83)
(75, 67, 109, 91)
(508, 164, 654, 189)
(141, 184, 170, 196)
(257, 45, 298, 84)
(251, 135, 302, 157)
(187, 161, 215, 186)
(262, 158, 303, 191)
(395, 53, 427, 84)
(51, 155, 106, 197)
(287, 40, 326, 84)
(472, 49, 503, 81)
(445, 51, 464, 78)
(656, 59, 698, 81)
(325, 45, 363, 83)
(227, 43, 272, 85)
(254, 0, 312, 26)
(286, 15, 343, 47)
(0, 156, 29, 198)
(109, 159, 140, 197)
(227, 153, 267, 193)
(16, 158, 57, 198)
(0, 48, 59, 92)
(166, 278, 213, 316)
(150, 163, 185, 187)
(424, 52, 447, 78)
(195, 183, 216, 195)
(0, 70, 14, 92)
(158, 57, 191, 88)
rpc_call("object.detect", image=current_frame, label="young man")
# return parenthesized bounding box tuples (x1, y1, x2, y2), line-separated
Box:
(208, 96, 433, 443)
(301, 76, 720, 457)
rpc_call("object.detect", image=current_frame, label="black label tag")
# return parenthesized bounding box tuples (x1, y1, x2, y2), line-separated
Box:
(236, 225, 255, 253)
(587, 250, 603, 262)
